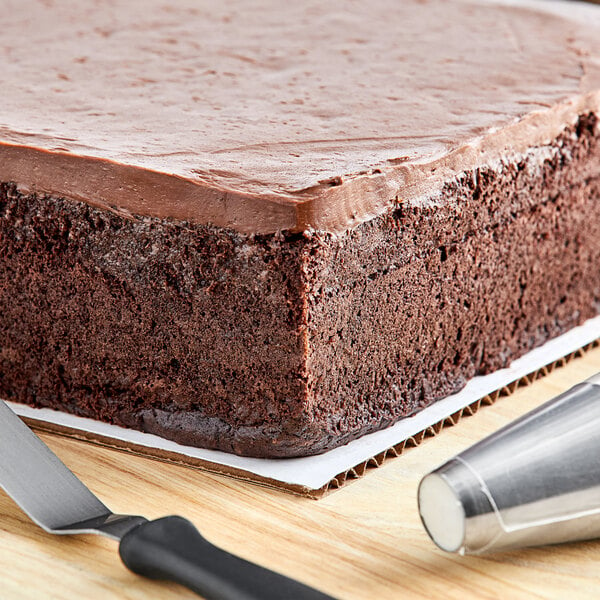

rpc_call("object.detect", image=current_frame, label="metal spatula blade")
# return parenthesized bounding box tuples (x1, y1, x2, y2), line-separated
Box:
(0, 400, 335, 600)
(0, 400, 145, 539)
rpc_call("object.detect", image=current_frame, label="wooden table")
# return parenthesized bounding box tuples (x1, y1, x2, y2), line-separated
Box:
(3, 349, 600, 599)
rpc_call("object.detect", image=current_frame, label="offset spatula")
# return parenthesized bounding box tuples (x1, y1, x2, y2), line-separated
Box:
(0, 400, 335, 599)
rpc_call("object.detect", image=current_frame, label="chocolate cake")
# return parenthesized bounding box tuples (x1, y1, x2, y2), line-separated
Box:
(1, 0, 600, 457)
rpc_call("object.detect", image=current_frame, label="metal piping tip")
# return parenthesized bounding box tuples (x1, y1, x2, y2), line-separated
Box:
(418, 374, 600, 554)
(418, 472, 466, 553)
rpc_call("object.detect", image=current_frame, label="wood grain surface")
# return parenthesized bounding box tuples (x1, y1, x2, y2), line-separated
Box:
(3, 348, 600, 599)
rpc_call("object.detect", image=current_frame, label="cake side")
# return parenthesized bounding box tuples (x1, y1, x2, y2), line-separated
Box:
(0, 189, 323, 456)
(300, 114, 600, 452)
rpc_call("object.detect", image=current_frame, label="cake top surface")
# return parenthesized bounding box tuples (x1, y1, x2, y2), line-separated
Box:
(1, 0, 600, 233)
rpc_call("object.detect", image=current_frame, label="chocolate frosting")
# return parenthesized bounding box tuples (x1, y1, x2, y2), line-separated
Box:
(1, 0, 599, 233)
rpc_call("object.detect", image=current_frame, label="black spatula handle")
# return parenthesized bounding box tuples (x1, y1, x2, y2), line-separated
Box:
(119, 516, 336, 600)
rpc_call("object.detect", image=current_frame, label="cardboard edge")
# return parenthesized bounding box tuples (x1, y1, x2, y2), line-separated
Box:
(25, 338, 599, 500)
(25, 420, 318, 499)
